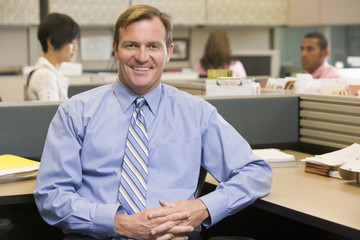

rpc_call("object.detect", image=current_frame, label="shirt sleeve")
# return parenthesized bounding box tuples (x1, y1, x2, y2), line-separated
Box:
(34, 104, 119, 239)
(199, 106, 273, 227)
(28, 69, 60, 100)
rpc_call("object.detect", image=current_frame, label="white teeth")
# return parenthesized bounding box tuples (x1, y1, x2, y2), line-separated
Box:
(132, 67, 150, 71)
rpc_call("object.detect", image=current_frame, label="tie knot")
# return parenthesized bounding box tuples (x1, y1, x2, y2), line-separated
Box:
(135, 97, 146, 108)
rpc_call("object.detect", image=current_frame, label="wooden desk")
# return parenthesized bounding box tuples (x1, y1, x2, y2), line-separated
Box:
(206, 150, 360, 239)
(2, 151, 360, 238)
(0, 179, 35, 205)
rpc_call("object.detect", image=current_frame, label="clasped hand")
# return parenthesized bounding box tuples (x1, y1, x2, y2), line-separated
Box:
(114, 199, 209, 240)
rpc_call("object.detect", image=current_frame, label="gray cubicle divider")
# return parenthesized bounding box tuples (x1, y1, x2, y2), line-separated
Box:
(0, 95, 299, 160)
(68, 84, 103, 98)
(0, 102, 60, 159)
(205, 95, 299, 147)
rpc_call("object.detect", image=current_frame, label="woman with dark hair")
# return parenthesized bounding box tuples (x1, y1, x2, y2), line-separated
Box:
(193, 30, 247, 78)
(26, 13, 80, 101)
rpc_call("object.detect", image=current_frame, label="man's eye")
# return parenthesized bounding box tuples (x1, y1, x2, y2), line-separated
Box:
(149, 45, 159, 49)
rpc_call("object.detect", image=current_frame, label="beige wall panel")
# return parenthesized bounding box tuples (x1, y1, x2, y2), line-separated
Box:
(0, 28, 28, 72)
(207, 0, 288, 26)
(132, 0, 206, 26)
(0, 76, 25, 101)
(288, 0, 320, 26)
(49, 0, 130, 26)
(320, 0, 360, 25)
(0, 0, 39, 25)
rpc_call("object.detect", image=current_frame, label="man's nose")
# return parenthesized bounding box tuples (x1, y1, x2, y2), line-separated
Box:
(135, 46, 149, 62)
(300, 50, 306, 57)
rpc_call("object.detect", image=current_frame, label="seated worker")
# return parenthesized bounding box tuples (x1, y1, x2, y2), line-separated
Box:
(34, 5, 273, 240)
(26, 13, 80, 101)
(300, 31, 343, 79)
(193, 30, 247, 78)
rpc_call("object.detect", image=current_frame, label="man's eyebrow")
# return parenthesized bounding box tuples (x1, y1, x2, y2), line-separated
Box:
(121, 40, 137, 45)
(147, 41, 163, 46)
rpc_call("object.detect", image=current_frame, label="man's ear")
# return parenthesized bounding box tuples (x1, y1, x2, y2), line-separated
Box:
(112, 40, 119, 59)
(321, 48, 329, 61)
(165, 43, 174, 63)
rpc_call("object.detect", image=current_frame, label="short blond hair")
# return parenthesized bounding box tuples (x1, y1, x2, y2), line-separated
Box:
(113, 5, 173, 48)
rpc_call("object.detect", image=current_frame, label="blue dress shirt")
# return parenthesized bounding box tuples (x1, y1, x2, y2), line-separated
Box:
(34, 78, 273, 239)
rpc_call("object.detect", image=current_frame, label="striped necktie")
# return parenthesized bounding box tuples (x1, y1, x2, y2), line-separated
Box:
(118, 97, 149, 214)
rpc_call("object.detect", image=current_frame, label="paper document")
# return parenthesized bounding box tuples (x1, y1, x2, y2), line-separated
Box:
(301, 143, 360, 167)
(253, 148, 298, 167)
(0, 154, 40, 183)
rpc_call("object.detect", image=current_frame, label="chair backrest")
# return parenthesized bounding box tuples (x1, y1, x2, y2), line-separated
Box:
(194, 167, 207, 198)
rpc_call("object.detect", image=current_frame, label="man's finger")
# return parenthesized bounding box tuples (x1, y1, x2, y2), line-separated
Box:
(151, 220, 179, 235)
(148, 208, 189, 220)
(152, 221, 194, 236)
(155, 232, 174, 240)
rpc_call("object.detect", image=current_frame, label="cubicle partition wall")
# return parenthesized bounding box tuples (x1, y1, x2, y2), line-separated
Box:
(0, 95, 299, 161)
(206, 95, 299, 148)
(299, 94, 360, 149)
(0, 102, 60, 159)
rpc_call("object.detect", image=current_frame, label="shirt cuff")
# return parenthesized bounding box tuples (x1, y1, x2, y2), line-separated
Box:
(199, 190, 227, 228)
(94, 203, 119, 238)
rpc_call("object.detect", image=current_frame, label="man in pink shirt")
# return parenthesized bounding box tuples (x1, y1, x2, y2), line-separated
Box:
(300, 32, 343, 79)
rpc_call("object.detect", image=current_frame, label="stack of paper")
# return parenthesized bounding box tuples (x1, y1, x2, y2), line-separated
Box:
(301, 143, 360, 178)
(339, 161, 360, 182)
(0, 154, 40, 183)
(253, 148, 298, 167)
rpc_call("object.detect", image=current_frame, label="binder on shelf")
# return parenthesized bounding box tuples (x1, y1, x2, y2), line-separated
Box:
(0, 154, 40, 183)
(206, 78, 260, 96)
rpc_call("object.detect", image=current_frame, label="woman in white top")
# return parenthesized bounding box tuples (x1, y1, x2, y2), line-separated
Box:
(26, 13, 80, 101)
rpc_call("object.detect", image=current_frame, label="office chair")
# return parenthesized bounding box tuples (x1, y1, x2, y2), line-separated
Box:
(0, 218, 13, 237)
(194, 167, 207, 198)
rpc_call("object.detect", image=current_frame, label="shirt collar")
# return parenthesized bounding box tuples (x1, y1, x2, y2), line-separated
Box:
(311, 61, 328, 78)
(36, 56, 64, 77)
(113, 76, 161, 116)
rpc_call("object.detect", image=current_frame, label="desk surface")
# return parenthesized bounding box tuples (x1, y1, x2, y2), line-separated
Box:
(206, 150, 360, 239)
(0, 179, 35, 205)
(2, 152, 360, 238)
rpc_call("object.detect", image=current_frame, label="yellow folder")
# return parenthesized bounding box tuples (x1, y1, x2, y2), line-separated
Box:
(0, 154, 39, 170)
(0, 154, 40, 183)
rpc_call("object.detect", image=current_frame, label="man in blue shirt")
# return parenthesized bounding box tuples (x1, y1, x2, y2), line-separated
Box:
(34, 5, 273, 240)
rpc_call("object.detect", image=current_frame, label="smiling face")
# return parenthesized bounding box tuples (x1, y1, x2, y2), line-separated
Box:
(113, 17, 173, 95)
(300, 37, 328, 74)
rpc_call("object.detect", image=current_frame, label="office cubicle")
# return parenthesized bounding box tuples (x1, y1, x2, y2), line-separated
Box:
(0, 95, 299, 161)
(0, 102, 60, 159)
(205, 95, 299, 148)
